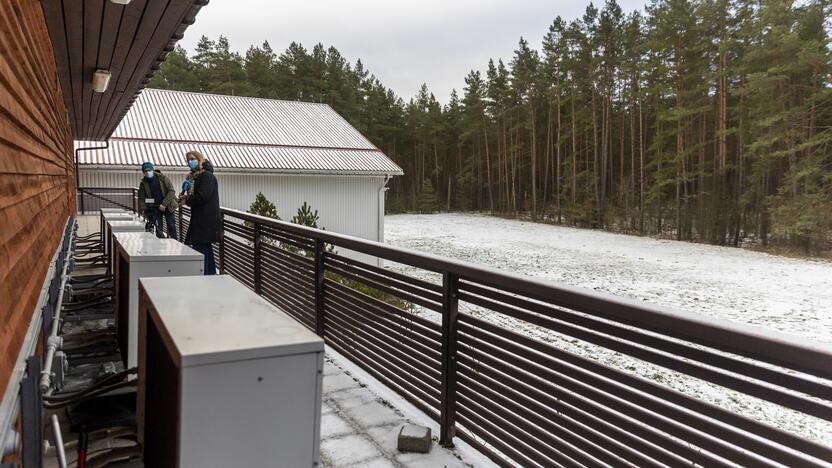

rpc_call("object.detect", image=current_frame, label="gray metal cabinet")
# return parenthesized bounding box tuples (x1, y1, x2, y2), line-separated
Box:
(137, 275, 324, 468)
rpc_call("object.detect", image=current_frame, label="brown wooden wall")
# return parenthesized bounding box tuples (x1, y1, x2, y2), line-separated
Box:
(0, 0, 74, 398)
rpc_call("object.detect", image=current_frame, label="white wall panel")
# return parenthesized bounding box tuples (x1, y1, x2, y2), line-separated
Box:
(80, 169, 387, 261)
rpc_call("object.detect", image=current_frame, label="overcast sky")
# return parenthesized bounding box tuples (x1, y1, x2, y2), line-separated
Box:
(180, 0, 648, 103)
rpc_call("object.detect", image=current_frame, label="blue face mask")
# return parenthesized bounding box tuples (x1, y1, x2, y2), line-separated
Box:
(144, 171, 154, 179)
(188, 160, 198, 171)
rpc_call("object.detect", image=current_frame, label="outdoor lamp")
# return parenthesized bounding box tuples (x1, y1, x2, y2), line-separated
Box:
(92, 69, 111, 93)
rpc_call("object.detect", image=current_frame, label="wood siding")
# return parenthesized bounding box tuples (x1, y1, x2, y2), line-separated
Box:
(0, 0, 74, 397)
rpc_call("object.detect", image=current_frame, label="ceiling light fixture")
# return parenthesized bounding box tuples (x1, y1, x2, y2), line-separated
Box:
(92, 69, 111, 93)
(110, 0, 133, 5)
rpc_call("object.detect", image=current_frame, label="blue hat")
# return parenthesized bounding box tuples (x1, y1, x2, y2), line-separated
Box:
(141, 162, 154, 171)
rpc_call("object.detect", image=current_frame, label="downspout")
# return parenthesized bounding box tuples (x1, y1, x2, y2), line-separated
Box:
(74, 140, 109, 190)
(74, 141, 109, 213)
(376, 174, 390, 267)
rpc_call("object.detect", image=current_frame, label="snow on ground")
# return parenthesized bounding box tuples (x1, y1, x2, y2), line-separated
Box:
(383, 213, 832, 446)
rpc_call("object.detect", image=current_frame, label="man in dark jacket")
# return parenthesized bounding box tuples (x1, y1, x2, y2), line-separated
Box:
(137, 162, 178, 239)
(183, 151, 220, 275)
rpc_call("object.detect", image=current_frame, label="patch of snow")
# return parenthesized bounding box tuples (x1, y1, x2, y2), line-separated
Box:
(383, 213, 832, 447)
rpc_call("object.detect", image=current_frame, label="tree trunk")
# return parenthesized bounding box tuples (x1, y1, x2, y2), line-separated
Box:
(556, 89, 562, 223)
(483, 113, 494, 212)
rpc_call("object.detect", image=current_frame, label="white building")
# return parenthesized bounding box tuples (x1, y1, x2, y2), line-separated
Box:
(76, 88, 402, 244)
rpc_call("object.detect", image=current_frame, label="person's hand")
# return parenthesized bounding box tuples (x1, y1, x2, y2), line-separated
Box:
(160, 204, 166, 212)
(182, 179, 192, 192)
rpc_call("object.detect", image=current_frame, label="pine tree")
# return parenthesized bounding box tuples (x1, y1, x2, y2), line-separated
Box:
(148, 46, 200, 90)
(245, 42, 277, 98)
(415, 179, 440, 213)
(248, 192, 279, 220)
(150, 11, 832, 254)
(292, 201, 320, 228)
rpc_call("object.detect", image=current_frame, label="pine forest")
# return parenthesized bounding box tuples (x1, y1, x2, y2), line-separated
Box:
(149, 0, 832, 254)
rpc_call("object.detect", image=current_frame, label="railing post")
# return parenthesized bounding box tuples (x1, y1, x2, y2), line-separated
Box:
(79, 189, 85, 215)
(178, 205, 183, 241)
(439, 272, 459, 447)
(314, 239, 326, 337)
(253, 223, 262, 294)
(218, 212, 225, 274)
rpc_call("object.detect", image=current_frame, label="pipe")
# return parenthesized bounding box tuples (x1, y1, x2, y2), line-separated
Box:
(51, 414, 67, 468)
(75, 141, 110, 194)
(377, 174, 390, 247)
(39, 226, 74, 393)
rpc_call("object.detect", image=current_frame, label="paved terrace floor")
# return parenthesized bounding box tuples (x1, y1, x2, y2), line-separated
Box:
(57, 215, 494, 467)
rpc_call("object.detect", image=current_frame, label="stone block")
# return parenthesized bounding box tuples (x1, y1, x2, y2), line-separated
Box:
(397, 424, 432, 453)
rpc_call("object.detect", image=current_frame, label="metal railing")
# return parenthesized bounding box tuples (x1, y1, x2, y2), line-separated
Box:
(178, 205, 832, 467)
(77, 187, 138, 214)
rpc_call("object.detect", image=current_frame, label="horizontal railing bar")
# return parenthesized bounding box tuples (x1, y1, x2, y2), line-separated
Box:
(325, 279, 442, 342)
(326, 251, 443, 293)
(456, 405, 570, 468)
(223, 236, 254, 254)
(212, 204, 832, 462)
(454, 424, 523, 468)
(261, 262, 315, 296)
(457, 366, 662, 467)
(260, 224, 315, 247)
(325, 309, 441, 391)
(325, 296, 441, 380)
(223, 257, 254, 279)
(222, 220, 254, 236)
(458, 328, 790, 467)
(261, 243, 315, 270)
(325, 282, 442, 361)
(221, 207, 832, 379)
(460, 313, 832, 464)
(260, 259, 314, 290)
(456, 353, 713, 466)
(261, 230, 315, 253)
(325, 255, 444, 304)
(222, 254, 253, 274)
(324, 329, 441, 408)
(326, 262, 443, 314)
(460, 281, 832, 400)
(457, 388, 613, 467)
(260, 279, 314, 316)
(458, 290, 832, 421)
(325, 336, 440, 422)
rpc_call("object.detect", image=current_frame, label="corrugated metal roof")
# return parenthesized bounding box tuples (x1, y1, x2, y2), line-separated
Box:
(78, 88, 402, 175)
(75, 139, 403, 175)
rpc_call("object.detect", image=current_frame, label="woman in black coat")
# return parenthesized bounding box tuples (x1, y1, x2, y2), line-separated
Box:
(183, 151, 220, 274)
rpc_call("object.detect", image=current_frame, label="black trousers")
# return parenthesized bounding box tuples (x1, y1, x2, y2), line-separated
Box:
(149, 208, 177, 240)
(190, 243, 217, 275)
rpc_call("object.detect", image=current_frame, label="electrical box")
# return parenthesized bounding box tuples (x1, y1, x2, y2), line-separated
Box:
(137, 275, 324, 468)
(114, 237, 203, 368)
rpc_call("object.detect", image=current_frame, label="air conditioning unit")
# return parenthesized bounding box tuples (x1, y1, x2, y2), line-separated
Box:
(99, 207, 128, 234)
(137, 275, 324, 468)
(114, 236, 203, 367)
(101, 211, 136, 256)
(106, 219, 146, 271)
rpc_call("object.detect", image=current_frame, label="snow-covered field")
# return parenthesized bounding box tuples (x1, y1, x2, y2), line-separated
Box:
(384, 213, 832, 446)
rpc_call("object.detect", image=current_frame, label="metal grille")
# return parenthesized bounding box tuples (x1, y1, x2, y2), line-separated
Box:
(76, 187, 137, 214)
(177, 205, 832, 467)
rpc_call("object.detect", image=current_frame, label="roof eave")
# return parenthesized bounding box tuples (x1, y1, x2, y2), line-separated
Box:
(78, 164, 402, 177)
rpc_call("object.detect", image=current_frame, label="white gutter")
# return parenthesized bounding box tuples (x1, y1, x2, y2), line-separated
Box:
(77, 165, 403, 177)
